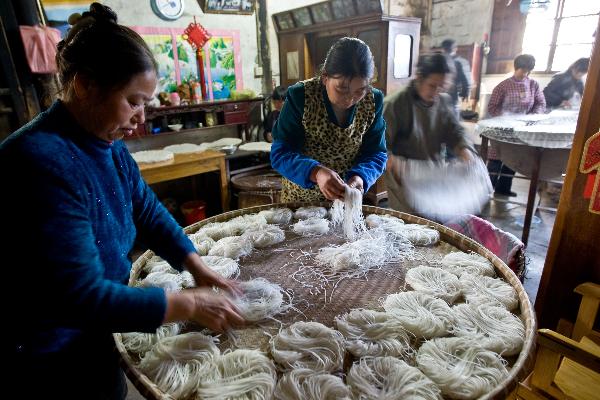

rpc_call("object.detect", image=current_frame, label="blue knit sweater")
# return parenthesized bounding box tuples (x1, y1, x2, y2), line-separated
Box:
(270, 82, 387, 191)
(1, 101, 196, 356)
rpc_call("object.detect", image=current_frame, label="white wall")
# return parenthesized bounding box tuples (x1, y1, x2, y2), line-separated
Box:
(430, 0, 494, 48)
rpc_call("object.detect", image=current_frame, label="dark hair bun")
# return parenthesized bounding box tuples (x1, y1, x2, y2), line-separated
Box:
(83, 2, 117, 24)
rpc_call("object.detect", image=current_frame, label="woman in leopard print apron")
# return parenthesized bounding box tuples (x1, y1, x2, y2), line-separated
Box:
(271, 37, 387, 202)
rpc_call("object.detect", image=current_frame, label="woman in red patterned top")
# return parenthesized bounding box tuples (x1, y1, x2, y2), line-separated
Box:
(486, 54, 546, 196)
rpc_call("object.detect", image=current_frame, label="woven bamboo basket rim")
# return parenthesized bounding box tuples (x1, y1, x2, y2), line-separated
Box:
(115, 202, 536, 400)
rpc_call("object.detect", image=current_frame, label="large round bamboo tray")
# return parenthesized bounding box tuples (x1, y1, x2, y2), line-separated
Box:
(115, 202, 536, 400)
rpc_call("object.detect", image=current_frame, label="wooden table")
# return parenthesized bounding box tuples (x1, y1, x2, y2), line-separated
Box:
(138, 149, 229, 212)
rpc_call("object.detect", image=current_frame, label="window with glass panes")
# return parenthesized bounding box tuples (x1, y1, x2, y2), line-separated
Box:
(522, 0, 599, 72)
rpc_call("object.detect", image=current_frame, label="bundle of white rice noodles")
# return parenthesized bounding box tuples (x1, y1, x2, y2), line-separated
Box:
(226, 214, 269, 234)
(242, 224, 286, 248)
(365, 213, 404, 229)
(335, 308, 413, 358)
(294, 206, 328, 220)
(195, 349, 277, 400)
(274, 368, 351, 400)
(393, 223, 440, 246)
(399, 157, 493, 221)
(315, 236, 387, 273)
(138, 332, 220, 398)
(347, 356, 442, 400)
(330, 186, 366, 240)
(450, 303, 525, 356)
(121, 322, 182, 356)
(382, 291, 455, 338)
(188, 233, 216, 256)
(142, 258, 178, 275)
(441, 251, 496, 278)
(405, 266, 463, 304)
(196, 222, 240, 241)
(201, 255, 240, 279)
(270, 321, 345, 372)
(292, 217, 330, 236)
(208, 235, 254, 260)
(315, 229, 413, 273)
(416, 337, 509, 400)
(233, 278, 288, 322)
(258, 207, 293, 225)
(137, 271, 183, 292)
(460, 274, 519, 311)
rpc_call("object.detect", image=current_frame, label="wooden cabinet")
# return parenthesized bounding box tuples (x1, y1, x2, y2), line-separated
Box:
(274, 10, 421, 95)
(132, 98, 263, 141)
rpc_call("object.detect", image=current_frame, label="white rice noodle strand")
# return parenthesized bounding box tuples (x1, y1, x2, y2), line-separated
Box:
(233, 278, 289, 322)
(292, 217, 330, 236)
(138, 332, 220, 399)
(294, 206, 327, 220)
(416, 337, 509, 400)
(208, 235, 254, 260)
(347, 356, 442, 400)
(383, 291, 455, 338)
(121, 322, 182, 356)
(195, 349, 277, 400)
(330, 186, 366, 240)
(441, 251, 496, 278)
(270, 321, 345, 372)
(405, 266, 462, 304)
(274, 368, 351, 400)
(460, 274, 519, 311)
(201, 255, 240, 279)
(451, 303, 525, 356)
(243, 224, 286, 248)
(335, 308, 413, 358)
(259, 208, 293, 225)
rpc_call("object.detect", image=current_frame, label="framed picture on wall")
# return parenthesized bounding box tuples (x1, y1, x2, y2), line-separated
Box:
(274, 12, 295, 30)
(310, 2, 333, 24)
(291, 7, 313, 27)
(330, 0, 357, 20)
(199, 0, 255, 15)
(355, 0, 383, 15)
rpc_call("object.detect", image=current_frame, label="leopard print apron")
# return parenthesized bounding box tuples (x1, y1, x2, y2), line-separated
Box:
(280, 77, 376, 202)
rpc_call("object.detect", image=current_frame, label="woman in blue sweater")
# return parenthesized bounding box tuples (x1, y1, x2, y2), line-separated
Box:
(1, 4, 242, 399)
(271, 37, 387, 202)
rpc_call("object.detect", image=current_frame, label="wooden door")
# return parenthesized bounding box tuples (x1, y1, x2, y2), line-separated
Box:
(487, 0, 527, 74)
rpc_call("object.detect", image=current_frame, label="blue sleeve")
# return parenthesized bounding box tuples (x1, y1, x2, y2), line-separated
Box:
(24, 154, 166, 333)
(270, 83, 320, 188)
(345, 89, 388, 191)
(123, 147, 196, 270)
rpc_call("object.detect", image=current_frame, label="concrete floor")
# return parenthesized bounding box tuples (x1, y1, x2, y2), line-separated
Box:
(125, 173, 559, 399)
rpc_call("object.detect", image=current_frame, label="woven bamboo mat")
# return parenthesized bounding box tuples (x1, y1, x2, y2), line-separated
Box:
(117, 203, 536, 400)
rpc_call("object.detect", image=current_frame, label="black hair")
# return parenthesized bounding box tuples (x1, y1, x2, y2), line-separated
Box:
(321, 37, 374, 80)
(568, 57, 590, 74)
(416, 53, 451, 78)
(271, 86, 287, 101)
(441, 39, 456, 53)
(56, 2, 157, 95)
(514, 54, 536, 71)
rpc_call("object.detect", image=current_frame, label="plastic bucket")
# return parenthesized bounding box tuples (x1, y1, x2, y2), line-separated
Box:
(180, 200, 206, 225)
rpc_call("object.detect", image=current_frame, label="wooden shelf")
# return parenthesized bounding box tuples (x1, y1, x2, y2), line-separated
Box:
(145, 97, 264, 119)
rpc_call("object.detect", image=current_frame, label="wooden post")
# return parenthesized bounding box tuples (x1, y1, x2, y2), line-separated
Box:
(535, 18, 600, 329)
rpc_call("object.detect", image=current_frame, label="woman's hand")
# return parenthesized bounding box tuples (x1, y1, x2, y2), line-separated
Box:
(347, 175, 364, 193)
(183, 253, 242, 296)
(165, 288, 245, 332)
(310, 165, 346, 200)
